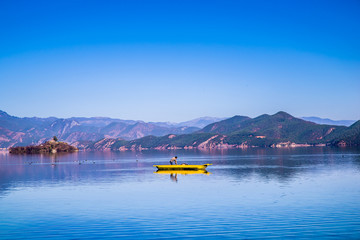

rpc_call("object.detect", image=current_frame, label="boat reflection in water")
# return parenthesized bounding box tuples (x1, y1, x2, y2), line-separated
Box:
(154, 170, 211, 183)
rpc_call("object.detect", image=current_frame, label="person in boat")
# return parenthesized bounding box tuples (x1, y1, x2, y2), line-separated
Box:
(169, 156, 178, 165)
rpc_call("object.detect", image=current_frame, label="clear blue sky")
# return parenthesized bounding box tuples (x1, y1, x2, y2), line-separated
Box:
(0, 0, 359, 122)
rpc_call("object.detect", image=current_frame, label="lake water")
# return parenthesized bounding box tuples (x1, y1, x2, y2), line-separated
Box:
(1, 147, 360, 239)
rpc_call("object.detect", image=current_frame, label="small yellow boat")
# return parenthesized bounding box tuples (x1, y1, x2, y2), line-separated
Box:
(153, 163, 212, 171)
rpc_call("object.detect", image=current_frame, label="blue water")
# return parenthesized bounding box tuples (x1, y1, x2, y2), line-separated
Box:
(1, 148, 360, 239)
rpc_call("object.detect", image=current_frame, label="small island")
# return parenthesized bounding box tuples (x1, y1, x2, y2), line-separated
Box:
(9, 137, 78, 154)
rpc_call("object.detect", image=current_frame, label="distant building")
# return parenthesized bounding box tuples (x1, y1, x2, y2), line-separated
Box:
(256, 136, 266, 139)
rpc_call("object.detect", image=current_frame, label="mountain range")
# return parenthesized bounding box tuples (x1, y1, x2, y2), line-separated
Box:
(0, 110, 220, 148)
(78, 111, 358, 151)
(1, 110, 359, 150)
(301, 117, 356, 127)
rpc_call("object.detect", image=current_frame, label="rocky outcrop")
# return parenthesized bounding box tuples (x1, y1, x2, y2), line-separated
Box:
(93, 138, 118, 151)
(9, 140, 78, 154)
(197, 135, 219, 149)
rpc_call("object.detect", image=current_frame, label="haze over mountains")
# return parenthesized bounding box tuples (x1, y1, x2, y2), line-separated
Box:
(301, 117, 356, 127)
(1, 110, 359, 150)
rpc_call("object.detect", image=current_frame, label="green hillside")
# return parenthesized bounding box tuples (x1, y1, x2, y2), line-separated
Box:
(202, 111, 345, 144)
(200, 115, 250, 134)
(74, 112, 359, 150)
(330, 120, 360, 146)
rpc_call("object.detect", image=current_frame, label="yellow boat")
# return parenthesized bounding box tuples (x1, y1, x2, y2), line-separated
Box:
(154, 169, 210, 175)
(153, 163, 212, 171)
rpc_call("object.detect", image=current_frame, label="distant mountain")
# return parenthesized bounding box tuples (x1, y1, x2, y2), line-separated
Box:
(79, 111, 358, 151)
(101, 122, 199, 140)
(149, 117, 226, 128)
(301, 117, 356, 127)
(69, 117, 139, 127)
(176, 117, 226, 128)
(0, 110, 200, 148)
(100, 122, 130, 138)
(0, 110, 55, 131)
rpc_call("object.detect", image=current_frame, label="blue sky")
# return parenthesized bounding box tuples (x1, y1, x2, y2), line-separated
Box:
(0, 0, 359, 122)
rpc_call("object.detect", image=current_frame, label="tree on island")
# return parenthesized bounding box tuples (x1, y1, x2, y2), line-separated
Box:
(53, 136, 58, 142)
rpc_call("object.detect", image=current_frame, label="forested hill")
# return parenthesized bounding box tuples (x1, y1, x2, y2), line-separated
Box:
(73, 112, 359, 150)
(199, 111, 346, 143)
(329, 120, 360, 146)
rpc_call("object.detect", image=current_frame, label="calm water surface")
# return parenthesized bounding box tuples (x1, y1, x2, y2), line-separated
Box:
(1, 148, 360, 239)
